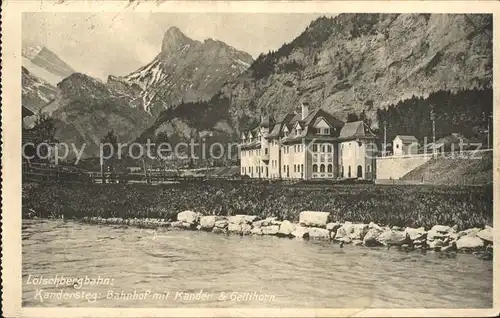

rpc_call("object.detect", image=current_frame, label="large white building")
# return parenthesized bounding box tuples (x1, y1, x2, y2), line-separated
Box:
(239, 102, 377, 180)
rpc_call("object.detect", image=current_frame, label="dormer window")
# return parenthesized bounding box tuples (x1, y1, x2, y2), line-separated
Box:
(297, 127, 302, 136)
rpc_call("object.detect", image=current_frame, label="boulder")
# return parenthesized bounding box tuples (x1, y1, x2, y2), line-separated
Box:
(227, 222, 240, 233)
(278, 220, 296, 236)
(291, 225, 309, 239)
(441, 245, 456, 253)
(228, 222, 252, 235)
(376, 230, 408, 246)
(404, 227, 427, 241)
(181, 221, 194, 229)
(307, 227, 330, 240)
(431, 225, 453, 233)
(427, 238, 444, 249)
(477, 226, 493, 243)
(456, 228, 482, 239)
(352, 239, 363, 246)
(214, 219, 228, 229)
(299, 211, 330, 228)
(252, 220, 265, 228)
(335, 222, 368, 241)
(326, 222, 342, 232)
(228, 215, 257, 224)
(240, 223, 252, 235)
(262, 217, 282, 226)
(170, 221, 184, 228)
(350, 224, 369, 240)
(334, 224, 349, 241)
(456, 236, 484, 250)
(427, 225, 453, 240)
(251, 227, 263, 235)
(363, 228, 384, 246)
(368, 222, 383, 231)
(200, 216, 216, 230)
(212, 227, 226, 234)
(177, 210, 201, 224)
(262, 225, 280, 235)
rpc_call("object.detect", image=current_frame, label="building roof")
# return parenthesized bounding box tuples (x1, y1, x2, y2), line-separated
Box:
(241, 105, 349, 145)
(339, 121, 376, 140)
(394, 135, 418, 143)
(240, 140, 261, 150)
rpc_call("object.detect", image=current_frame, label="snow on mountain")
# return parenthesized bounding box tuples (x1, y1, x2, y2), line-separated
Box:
(107, 27, 254, 116)
(22, 45, 75, 86)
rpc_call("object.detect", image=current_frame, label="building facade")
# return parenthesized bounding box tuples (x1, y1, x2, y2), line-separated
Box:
(239, 102, 377, 180)
(393, 135, 419, 156)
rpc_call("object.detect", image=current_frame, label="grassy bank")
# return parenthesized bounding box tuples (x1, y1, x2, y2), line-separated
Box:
(22, 181, 493, 230)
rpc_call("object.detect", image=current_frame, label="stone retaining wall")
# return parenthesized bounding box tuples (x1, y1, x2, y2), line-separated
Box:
(81, 211, 493, 259)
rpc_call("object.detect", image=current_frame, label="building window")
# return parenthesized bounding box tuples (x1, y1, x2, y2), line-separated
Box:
(283, 165, 286, 173)
(321, 145, 326, 152)
(327, 164, 333, 173)
(348, 166, 351, 178)
(357, 165, 363, 178)
(396, 144, 400, 148)
(301, 164, 304, 173)
(293, 165, 296, 173)
(294, 145, 297, 153)
(327, 145, 332, 152)
(320, 154, 325, 162)
(313, 144, 318, 152)
(320, 164, 325, 173)
(265, 148, 268, 155)
(287, 165, 290, 177)
(341, 166, 344, 178)
(313, 164, 318, 173)
(367, 164, 371, 173)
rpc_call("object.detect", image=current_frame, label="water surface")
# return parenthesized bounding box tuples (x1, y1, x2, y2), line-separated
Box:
(22, 220, 493, 308)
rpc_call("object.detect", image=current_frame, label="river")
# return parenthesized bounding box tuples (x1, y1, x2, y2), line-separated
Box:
(22, 220, 492, 308)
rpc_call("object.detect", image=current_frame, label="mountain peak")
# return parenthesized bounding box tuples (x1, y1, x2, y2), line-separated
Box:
(162, 26, 193, 53)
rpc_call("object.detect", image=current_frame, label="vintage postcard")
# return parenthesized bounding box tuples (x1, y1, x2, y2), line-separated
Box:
(2, 0, 499, 316)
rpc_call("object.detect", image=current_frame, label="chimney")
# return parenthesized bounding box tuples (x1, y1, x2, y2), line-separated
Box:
(301, 101, 309, 120)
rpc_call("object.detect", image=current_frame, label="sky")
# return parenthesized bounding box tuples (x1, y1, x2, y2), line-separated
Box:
(22, 12, 331, 80)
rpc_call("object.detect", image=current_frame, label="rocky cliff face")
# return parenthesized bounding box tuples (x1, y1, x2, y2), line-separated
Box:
(225, 14, 492, 129)
(146, 13, 492, 142)
(107, 26, 254, 116)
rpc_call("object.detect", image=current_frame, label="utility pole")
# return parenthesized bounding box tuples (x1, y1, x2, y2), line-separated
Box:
(486, 115, 490, 149)
(430, 105, 436, 158)
(383, 122, 387, 157)
(483, 112, 492, 149)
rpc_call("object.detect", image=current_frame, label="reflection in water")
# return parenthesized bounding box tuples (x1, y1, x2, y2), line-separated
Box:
(22, 220, 492, 308)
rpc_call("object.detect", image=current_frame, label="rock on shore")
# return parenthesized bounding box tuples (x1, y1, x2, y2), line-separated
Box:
(81, 211, 494, 259)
